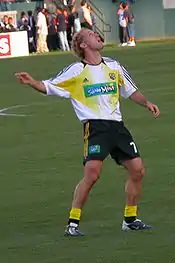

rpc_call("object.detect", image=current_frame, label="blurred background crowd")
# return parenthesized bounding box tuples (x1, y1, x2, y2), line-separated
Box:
(0, 0, 97, 54)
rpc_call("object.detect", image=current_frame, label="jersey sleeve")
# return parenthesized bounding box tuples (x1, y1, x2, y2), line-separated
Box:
(42, 62, 84, 99)
(118, 64, 138, 99)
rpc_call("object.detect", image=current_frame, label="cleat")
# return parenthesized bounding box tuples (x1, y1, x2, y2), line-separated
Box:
(122, 219, 153, 231)
(64, 224, 84, 237)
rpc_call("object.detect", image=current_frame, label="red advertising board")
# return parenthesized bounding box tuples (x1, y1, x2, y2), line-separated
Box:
(0, 34, 11, 57)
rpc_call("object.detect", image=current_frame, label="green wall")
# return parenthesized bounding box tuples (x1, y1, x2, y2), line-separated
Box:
(0, 1, 43, 18)
(91, 0, 117, 43)
(132, 0, 165, 39)
(164, 9, 175, 36)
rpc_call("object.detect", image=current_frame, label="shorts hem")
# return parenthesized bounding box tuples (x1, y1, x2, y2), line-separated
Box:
(83, 156, 106, 165)
(115, 155, 140, 166)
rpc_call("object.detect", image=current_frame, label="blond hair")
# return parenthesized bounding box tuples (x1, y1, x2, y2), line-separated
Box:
(72, 28, 87, 59)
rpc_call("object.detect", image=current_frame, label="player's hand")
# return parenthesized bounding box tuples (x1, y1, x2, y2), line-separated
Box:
(146, 101, 160, 118)
(15, 72, 34, 85)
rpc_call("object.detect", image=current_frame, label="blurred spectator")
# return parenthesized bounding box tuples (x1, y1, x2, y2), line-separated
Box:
(6, 17, 17, 32)
(64, 0, 76, 7)
(17, 11, 28, 28)
(36, 7, 49, 53)
(57, 9, 70, 51)
(28, 10, 35, 27)
(20, 19, 36, 53)
(27, 10, 36, 46)
(74, 12, 81, 33)
(67, 6, 75, 46)
(42, 8, 49, 26)
(63, 0, 68, 6)
(0, 15, 9, 31)
(124, 3, 136, 46)
(67, 6, 75, 27)
(63, 8, 69, 26)
(47, 14, 59, 51)
(0, 22, 3, 33)
(2, 15, 8, 26)
(117, 2, 128, 46)
(78, 0, 92, 30)
(88, 5, 96, 32)
(68, 0, 76, 7)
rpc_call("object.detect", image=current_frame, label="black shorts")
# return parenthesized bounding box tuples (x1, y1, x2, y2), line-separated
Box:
(83, 120, 140, 165)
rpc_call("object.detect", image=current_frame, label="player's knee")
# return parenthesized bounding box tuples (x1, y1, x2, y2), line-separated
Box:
(84, 161, 102, 184)
(125, 158, 145, 182)
(86, 166, 101, 183)
(132, 165, 145, 181)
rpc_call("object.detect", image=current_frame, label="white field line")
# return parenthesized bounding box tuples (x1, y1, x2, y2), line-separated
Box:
(0, 102, 50, 117)
(0, 113, 28, 117)
(0, 87, 174, 117)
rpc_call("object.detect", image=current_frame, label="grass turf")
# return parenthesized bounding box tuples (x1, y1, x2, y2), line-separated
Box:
(0, 42, 175, 263)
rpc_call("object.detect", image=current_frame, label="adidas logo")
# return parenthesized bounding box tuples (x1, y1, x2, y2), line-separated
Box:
(83, 78, 89, 83)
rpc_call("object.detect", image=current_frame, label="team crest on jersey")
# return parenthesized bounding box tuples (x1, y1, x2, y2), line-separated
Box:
(109, 73, 116, 80)
(84, 82, 117, 98)
(83, 77, 89, 83)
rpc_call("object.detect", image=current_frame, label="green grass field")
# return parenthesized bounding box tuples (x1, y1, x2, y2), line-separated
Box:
(0, 42, 175, 263)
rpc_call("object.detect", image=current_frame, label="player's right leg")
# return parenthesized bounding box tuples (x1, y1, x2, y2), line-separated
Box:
(65, 160, 103, 236)
(65, 120, 110, 237)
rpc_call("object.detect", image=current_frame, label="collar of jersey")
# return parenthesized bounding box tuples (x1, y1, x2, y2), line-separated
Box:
(81, 59, 105, 67)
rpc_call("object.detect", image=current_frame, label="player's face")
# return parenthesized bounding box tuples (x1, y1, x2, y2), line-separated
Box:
(81, 29, 104, 51)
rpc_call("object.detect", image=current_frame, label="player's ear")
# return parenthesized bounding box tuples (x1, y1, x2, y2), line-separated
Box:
(80, 42, 87, 49)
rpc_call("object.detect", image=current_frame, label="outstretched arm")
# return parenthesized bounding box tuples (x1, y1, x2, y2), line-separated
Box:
(15, 72, 46, 93)
(129, 90, 160, 118)
(118, 64, 160, 118)
(16, 63, 84, 98)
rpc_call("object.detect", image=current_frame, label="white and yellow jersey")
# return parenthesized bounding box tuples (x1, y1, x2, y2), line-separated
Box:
(43, 57, 137, 122)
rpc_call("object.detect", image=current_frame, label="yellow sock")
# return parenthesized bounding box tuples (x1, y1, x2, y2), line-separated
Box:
(124, 205, 137, 218)
(69, 208, 81, 221)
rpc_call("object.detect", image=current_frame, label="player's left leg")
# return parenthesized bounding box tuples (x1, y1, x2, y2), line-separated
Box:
(122, 157, 152, 231)
(110, 122, 153, 231)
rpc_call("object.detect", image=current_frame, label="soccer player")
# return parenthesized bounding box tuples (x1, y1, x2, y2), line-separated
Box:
(15, 28, 160, 236)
